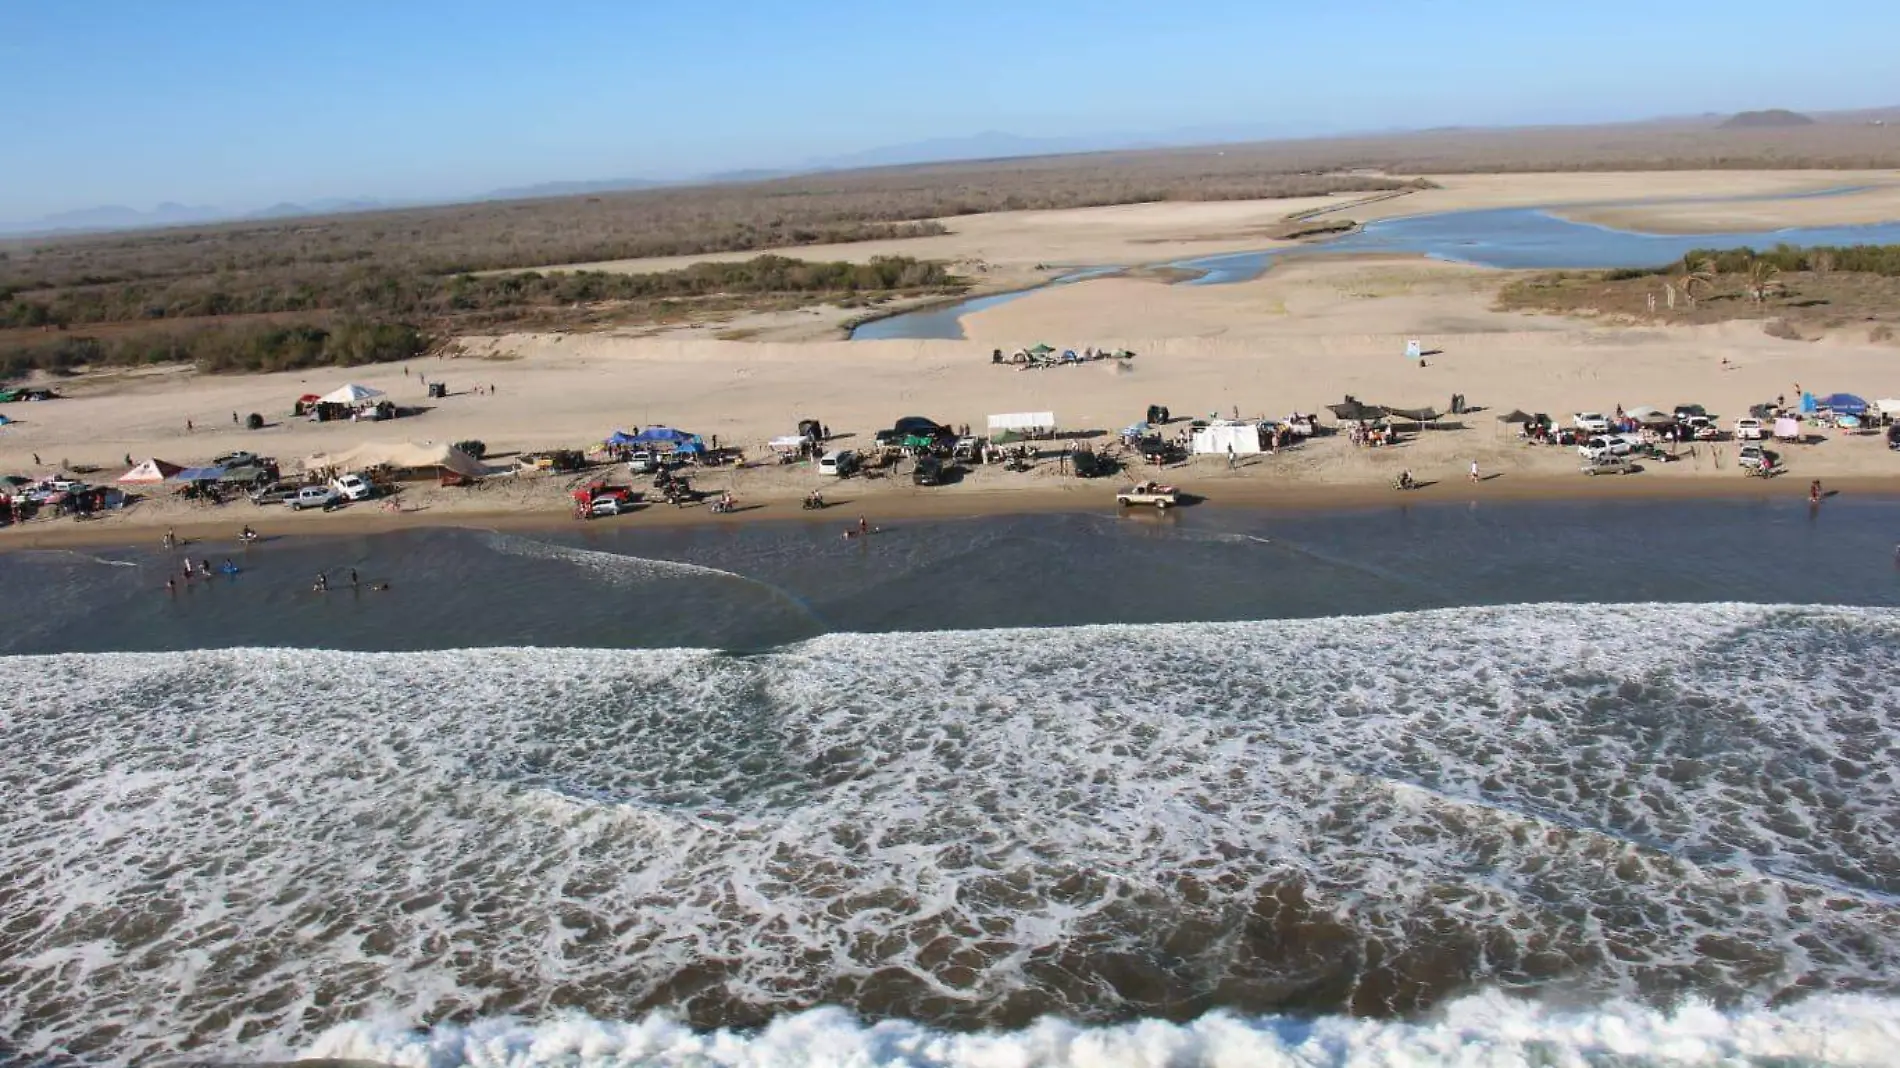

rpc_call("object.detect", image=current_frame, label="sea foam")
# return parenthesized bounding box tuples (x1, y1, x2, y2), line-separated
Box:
(304, 991, 1900, 1067)
(3, 603, 1897, 1067)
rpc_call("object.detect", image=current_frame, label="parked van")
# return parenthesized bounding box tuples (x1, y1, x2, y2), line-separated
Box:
(817, 449, 858, 477)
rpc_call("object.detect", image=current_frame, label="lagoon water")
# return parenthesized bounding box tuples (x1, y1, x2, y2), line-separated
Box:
(5, 499, 1900, 1066)
(852, 200, 1900, 341)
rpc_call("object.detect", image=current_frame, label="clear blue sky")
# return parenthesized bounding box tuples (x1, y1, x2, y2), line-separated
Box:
(3, 0, 1895, 218)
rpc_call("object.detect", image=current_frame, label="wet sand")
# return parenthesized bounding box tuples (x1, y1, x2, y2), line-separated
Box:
(8, 472, 1893, 554)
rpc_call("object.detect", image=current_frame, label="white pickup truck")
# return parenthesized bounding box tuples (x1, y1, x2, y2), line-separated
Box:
(1577, 435, 1638, 461)
(1116, 480, 1180, 509)
(1573, 412, 1612, 434)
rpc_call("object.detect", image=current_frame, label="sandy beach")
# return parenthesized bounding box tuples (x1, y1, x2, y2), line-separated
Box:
(6, 169, 1900, 551)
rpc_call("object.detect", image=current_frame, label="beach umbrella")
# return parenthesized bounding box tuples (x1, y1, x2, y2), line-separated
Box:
(1625, 405, 1665, 419)
(318, 383, 385, 406)
(1817, 393, 1868, 414)
(1495, 409, 1533, 424)
(119, 458, 182, 483)
(1027, 343, 1056, 355)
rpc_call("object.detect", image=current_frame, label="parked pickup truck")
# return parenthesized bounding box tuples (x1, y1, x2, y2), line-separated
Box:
(1582, 456, 1636, 476)
(1573, 412, 1612, 434)
(1577, 435, 1635, 461)
(1733, 417, 1765, 441)
(1116, 480, 1180, 509)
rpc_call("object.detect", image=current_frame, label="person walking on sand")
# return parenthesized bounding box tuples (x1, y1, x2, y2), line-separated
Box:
(1226, 444, 1237, 471)
(1469, 460, 1481, 482)
(186, 418, 193, 432)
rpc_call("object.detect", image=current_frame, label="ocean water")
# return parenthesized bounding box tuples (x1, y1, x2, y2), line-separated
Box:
(4, 500, 1900, 1067)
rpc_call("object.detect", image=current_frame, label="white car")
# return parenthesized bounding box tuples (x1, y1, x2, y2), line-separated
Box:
(1573, 412, 1611, 434)
(1577, 435, 1634, 460)
(288, 486, 340, 511)
(1733, 418, 1765, 441)
(589, 495, 629, 517)
(626, 450, 660, 474)
(818, 449, 859, 476)
(331, 473, 375, 501)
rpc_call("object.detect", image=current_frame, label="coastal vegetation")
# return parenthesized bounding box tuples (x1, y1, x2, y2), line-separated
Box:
(0, 160, 1420, 378)
(0, 255, 962, 376)
(6, 118, 1900, 378)
(1497, 245, 1900, 340)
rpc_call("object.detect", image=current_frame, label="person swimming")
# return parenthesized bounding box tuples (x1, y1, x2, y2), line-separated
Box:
(313, 572, 328, 592)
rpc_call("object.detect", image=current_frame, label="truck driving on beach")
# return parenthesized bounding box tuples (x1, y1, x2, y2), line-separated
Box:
(1116, 480, 1180, 508)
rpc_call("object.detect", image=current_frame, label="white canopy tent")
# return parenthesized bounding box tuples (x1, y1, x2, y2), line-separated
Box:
(1878, 398, 1900, 415)
(118, 458, 182, 483)
(318, 383, 386, 406)
(986, 412, 1055, 435)
(1190, 421, 1265, 456)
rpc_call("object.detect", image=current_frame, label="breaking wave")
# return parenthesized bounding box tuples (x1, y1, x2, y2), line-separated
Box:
(2, 603, 1897, 1066)
(305, 991, 1900, 1067)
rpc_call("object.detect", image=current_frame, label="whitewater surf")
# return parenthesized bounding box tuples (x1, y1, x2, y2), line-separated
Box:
(3, 603, 1896, 1065)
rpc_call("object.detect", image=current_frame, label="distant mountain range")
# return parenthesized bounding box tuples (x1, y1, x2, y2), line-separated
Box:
(6, 107, 1893, 237)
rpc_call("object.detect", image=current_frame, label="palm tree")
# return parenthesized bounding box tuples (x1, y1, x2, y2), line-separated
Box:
(1746, 260, 1783, 303)
(1679, 256, 1715, 307)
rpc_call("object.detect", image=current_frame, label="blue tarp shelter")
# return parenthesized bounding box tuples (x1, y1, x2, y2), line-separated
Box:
(1817, 393, 1869, 414)
(172, 465, 227, 482)
(630, 426, 702, 448)
(1799, 392, 1817, 414)
(604, 430, 642, 447)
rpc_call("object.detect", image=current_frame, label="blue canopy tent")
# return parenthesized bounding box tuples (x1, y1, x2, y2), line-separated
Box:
(1817, 393, 1869, 415)
(171, 465, 227, 482)
(1799, 392, 1817, 414)
(604, 430, 642, 447)
(630, 426, 703, 448)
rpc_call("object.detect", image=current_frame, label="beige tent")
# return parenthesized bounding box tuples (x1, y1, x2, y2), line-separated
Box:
(118, 458, 183, 483)
(303, 441, 486, 480)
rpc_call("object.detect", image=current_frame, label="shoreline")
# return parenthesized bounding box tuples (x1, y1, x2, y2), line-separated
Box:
(8, 473, 1894, 553)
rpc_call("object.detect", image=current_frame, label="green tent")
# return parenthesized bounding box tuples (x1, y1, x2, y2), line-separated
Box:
(1027, 343, 1056, 355)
